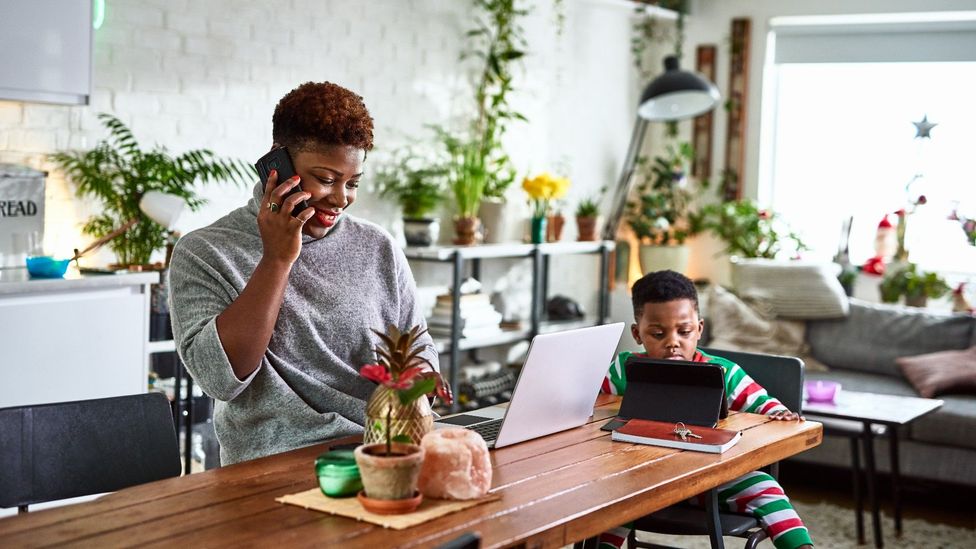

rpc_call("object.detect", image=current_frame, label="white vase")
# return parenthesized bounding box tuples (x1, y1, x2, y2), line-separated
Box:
(478, 198, 507, 244)
(638, 244, 690, 275)
(402, 217, 439, 247)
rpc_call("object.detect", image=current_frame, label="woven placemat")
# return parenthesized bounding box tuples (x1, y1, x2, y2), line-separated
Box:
(276, 489, 500, 529)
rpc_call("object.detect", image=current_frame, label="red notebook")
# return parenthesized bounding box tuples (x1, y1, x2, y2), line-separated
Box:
(611, 418, 742, 454)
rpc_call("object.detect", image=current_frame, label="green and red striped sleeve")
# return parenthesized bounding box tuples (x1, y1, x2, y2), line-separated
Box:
(698, 350, 788, 415)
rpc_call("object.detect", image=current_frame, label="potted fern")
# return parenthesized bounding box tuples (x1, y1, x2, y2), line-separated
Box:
(355, 325, 452, 514)
(374, 144, 449, 247)
(49, 113, 251, 268)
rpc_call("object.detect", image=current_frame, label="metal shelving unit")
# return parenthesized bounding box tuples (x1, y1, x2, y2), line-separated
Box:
(405, 240, 614, 411)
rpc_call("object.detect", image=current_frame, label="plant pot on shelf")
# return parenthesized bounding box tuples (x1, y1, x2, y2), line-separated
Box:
(354, 442, 425, 513)
(529, 216, 547, 244)
(403, 217, 440, 247)
(453, 216, 480, 246)
(478, 197, 507, 244)
(905, 294, 928, 308)
(576, 216, 598, 241)
(546, 213, 565, 242)
(638, 244, 690, 275)
(363, 385, 434, 446)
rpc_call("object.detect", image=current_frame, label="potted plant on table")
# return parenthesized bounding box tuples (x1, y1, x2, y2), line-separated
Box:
(691, 199, 806, 260)
(374, 145, 449, 247)
(879, 262, 950, 307)
(48, 113, 251, 269)
(355, 325, 452, 514)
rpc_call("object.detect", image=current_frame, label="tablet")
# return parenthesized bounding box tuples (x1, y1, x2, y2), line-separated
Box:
(603, 357, 727, 430)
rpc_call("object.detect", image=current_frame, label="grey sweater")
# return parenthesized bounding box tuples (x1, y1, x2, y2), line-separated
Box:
(168, 183, 437, 465)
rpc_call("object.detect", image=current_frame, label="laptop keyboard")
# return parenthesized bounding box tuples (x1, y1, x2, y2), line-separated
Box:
(468, 418, 503, 442)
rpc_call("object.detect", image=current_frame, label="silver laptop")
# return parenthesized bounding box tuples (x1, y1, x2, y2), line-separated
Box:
(434, 322, 625, 448)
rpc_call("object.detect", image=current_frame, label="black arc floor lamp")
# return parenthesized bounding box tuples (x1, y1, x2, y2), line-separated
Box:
(603, 55, 721, 241)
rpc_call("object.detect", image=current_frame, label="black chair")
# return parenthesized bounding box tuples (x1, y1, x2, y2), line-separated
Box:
(435, 532, 481, 549)
(0, 392, 182, 513)
(628, 348, 805, 549)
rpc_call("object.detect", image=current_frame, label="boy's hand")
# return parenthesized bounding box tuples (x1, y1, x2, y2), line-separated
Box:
(769, 410, 805, 422)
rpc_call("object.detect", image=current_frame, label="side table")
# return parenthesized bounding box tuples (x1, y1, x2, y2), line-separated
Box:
(803, 390, 943, 549)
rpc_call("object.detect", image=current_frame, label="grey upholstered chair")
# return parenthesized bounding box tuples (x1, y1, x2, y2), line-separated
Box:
(628, 348, 805, 549)
(0, 392, 181, 513)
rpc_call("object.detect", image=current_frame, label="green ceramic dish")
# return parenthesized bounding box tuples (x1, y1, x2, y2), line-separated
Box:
(315, 450, 363, 498)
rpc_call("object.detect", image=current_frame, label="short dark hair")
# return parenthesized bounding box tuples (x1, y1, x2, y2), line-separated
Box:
(272, 81, 374, 153)
(631, 270, 699, 318)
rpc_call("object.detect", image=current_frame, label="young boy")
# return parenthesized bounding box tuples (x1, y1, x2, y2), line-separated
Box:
(599, 270, 813, 549)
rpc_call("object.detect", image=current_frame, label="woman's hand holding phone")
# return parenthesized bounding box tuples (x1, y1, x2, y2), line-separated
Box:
(258, 169, 314, 266)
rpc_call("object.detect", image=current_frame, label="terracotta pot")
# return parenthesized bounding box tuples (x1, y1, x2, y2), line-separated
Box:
(363, 385, 434, 446)
(546, 214, 565, 242)
(354, 442, 425, 501)
(576, 216, 598, 241)
(453, 216, 480, 246)
(357, 490, 422, 515)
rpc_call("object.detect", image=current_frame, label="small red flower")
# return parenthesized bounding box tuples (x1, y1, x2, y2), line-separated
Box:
(915, 195, 927, 205)
(360, 364, 391, 384)
(894, 209, 906, 217)
(757, 210, 771, 220)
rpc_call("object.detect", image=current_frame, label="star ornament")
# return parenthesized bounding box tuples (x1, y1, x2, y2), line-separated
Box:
(913, 115, 937, 139)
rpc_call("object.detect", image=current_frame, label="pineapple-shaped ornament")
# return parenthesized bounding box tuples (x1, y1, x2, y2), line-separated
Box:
(362, 325, 452, 446)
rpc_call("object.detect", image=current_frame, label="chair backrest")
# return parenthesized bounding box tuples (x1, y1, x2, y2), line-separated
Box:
(700, 348, 805, 413)
(0, 392, 181, 509)
(435, 532, 481, 549)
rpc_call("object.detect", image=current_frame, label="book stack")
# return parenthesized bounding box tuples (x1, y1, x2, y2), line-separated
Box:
(427, 293, 503, 340)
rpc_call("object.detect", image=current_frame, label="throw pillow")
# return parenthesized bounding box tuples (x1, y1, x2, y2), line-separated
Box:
(705, 285, 829, 372)
(731, 258, 849, 319)
(896, 346, 976, 398)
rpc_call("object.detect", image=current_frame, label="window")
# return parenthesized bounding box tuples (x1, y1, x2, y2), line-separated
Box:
(761, 14, 976, 276)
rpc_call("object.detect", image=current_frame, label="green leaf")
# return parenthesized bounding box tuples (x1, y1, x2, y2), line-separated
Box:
(396, 378, 436, 405)
(391, 434, 413, 444)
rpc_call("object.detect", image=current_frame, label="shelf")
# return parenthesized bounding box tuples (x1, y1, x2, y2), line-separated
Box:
(539, 316, 605, 334)
(404, 240, 614, 261)
(147, 339, 176, 354)
(432, 328, 530, 353)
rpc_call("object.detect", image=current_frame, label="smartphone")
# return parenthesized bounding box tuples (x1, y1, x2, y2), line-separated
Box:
(254, 146, 309, 216)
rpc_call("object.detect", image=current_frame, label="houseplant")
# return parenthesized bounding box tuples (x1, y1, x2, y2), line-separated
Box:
(355, 324, 452, 513)
(626, 143, 702, 273)
(879, 262, 950, 307)
(522, 172, 569, 244)
(373, 144, 449, 246)
(575, 192, 602, 242)
(440, 0, 527, 244)
(691, 199, 806, 260)
(49, 113, 251, 268)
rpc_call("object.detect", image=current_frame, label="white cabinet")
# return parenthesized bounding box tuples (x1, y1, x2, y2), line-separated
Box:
(0, 0, 93, 105)
(0, 269, 158, 407)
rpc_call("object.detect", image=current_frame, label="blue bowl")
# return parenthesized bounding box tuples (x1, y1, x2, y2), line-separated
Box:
(26, 256, 71, 278)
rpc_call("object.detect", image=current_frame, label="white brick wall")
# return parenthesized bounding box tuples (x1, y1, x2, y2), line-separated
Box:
(0, 0, 640, 318)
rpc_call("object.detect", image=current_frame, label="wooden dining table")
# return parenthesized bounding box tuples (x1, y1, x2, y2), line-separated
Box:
(0, 395, 822, 548)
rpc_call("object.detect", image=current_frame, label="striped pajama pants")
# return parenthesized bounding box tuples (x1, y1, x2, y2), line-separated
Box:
(598, 471, 813, 549)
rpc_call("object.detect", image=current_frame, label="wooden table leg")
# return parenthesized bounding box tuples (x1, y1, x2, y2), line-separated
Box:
(862, 423, 883, 548)
(851, 436, 865, 545)
(889, 427, 902, 537)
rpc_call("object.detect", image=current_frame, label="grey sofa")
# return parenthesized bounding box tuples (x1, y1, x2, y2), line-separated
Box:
(791, 299, 976, 487)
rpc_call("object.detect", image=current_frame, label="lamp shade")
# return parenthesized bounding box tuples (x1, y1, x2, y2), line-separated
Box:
(637, 55, 720, 121)
(139, 191, 186, 230)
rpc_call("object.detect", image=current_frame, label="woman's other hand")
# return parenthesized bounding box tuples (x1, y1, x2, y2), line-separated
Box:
(769, 409, 805, 421)
(258, 169, 313, 265)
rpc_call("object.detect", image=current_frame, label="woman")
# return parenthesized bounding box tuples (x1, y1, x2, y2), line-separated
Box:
(168, 81, 437, 465)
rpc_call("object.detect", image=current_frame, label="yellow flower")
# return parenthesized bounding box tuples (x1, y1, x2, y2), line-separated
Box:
(523, 172, 571, 217)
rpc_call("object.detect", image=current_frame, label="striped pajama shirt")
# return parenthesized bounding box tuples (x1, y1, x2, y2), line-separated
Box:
(598, 350, 814, 549)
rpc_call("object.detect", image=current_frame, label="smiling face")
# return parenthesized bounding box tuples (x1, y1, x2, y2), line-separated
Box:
(631, 298, 704, 361)
(291, 145, 365, 238)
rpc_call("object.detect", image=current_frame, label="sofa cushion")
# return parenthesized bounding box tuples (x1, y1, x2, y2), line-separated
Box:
(910, 394, 976, 450)
(807, 299, 975, 378)
(731, 258, 849, 319)
(897, 346, 976, 398)
(704, 285, 829, 372)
